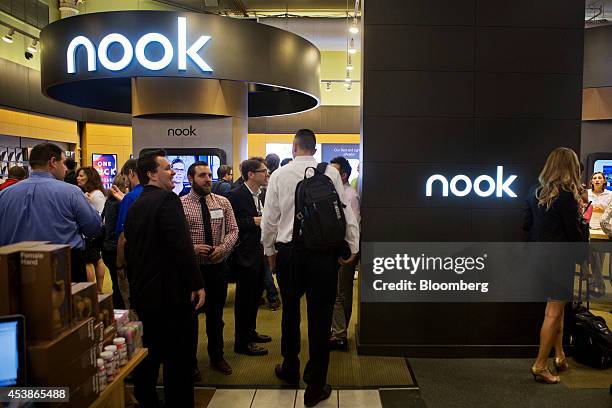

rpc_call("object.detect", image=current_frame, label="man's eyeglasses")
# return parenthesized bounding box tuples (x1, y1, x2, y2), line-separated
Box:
(254, 169, 270, 175)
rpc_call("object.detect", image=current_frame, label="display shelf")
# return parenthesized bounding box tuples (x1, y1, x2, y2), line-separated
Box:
(89, 348, 147, 408)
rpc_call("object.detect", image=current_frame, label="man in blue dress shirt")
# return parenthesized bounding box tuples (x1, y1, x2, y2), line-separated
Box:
(0, 143, 101, 282)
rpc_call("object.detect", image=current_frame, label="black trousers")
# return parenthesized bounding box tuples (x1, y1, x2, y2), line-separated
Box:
(70, 248, 87, 283)
(134, 305, 195, 408)
(234, 253, 265, 347)
(194, 263, 228, 365)
(101, 248, 126, 309)
(276, 243, 338, 392)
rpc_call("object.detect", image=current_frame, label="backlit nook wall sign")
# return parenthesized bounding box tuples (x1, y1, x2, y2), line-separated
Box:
(40, 11, 321, 116)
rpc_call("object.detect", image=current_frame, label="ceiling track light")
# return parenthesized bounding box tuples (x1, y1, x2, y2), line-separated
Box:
(27, 39, 38, 53)
(2, 28, 15, 44)
(346, 54, 354, 71)
(348, 37, 356, 54)
(349, 18, 359, 34)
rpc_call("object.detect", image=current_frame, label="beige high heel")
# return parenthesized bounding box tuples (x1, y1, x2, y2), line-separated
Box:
(531, 366, 560, 384)
(554, 357, 569, 372)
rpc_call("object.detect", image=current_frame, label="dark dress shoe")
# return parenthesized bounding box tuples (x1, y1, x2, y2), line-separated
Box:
(304, 384, 332, 407)
(274, 363, 299, 386)
(234, 342, 269, 356)
(329, 338, 348, 351)
(211, 359, 233, 375)
(193, 367, 202, 382)
(252, 332, 272, 343)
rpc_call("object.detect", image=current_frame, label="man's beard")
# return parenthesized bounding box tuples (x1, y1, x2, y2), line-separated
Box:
(192, 182, 211, 196)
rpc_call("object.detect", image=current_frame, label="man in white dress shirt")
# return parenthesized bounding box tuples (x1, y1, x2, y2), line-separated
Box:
(261, 129, 360, 407)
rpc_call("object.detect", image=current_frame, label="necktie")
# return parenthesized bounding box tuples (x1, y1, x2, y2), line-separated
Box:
(254, 193, 262, 216)
(200, 196, 213, 246)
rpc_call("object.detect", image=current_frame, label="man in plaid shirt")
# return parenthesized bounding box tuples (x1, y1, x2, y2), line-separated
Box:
(181, 161, 239, 378)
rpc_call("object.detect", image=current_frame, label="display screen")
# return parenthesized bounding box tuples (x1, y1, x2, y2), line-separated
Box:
(167, 154, 222, 196)
(593, 159, 612, 191)
(92, 153, 118, 189)
(0, 320, 20, 386)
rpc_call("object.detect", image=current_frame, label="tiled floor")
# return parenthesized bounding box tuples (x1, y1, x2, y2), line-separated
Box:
(207, 389, 382, 408)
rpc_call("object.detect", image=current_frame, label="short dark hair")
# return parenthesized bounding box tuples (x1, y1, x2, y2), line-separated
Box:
(29, 143, 63, 169)
(265, 154, 280, 173)
(65, 157, 77, 171)
(217, 165, 232, 179)
(330, 156, 352, 179)
(187, 161, 209, 178)
(121, 159, 138, 177)
(294, 129, 316, 152)
(136, 150, 166, 185)
(76, 166, 104, 193)
(8, 166, 27, 180)
(280, 158, 293, 167)
(241, 157, 266, 180)
(171, 158, 185, 167)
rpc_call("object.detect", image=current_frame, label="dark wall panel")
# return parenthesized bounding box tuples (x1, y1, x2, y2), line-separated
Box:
(365, 25, 474, 71)
(363, 71, 474, 117)
(360, 0, 584, 356)
(474, 73, 583, 119)
(475, 28, 583, 74)
(360, 208, 471, 242)
(475, 119, 581, 164)
(363, 117, 474, 162)
(365, 0, 475, 26)
(475, 0, 584, 28)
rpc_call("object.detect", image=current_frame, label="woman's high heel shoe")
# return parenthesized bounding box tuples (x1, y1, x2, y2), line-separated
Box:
(554, 357, 568, 372)
(531, 366, 560, 384)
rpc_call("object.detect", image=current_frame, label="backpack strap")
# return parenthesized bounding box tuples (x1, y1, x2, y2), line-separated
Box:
(316, 162, 328, 175)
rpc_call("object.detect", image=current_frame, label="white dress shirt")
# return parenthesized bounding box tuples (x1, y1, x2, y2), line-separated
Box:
(588, 188, 612, 228)
(261, 155, 360, 256)
(343, 183, 360, 225)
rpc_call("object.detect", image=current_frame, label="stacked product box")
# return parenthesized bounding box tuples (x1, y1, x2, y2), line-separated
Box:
(71, 282, 98, 324)
(19, 244, 72, 341)
(0, 241, 49, 316)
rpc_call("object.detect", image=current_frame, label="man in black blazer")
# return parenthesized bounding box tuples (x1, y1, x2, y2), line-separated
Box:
(227, 157, 272, 356)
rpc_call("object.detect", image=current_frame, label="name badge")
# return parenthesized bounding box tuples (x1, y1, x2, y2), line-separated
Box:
(210, 208, 224, 219)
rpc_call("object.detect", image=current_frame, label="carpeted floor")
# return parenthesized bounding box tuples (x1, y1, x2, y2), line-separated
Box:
(194, 281, 414, 388)
(409, 358, 612, 408)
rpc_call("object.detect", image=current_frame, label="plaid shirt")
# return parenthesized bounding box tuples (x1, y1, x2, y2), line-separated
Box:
(181, 190, 238, 265)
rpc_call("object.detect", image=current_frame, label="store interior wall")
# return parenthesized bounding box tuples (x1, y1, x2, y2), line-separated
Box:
(359, 0, 585, 357)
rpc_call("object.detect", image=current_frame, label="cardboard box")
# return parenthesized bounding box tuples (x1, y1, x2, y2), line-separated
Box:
(71, 282, 98, 323)
(0, 241, 48, 316)
(28, 318, 95, 378)
(29, 346, 97, 390)
(20, 244, 72, 340)
(97, 293, 115, 332)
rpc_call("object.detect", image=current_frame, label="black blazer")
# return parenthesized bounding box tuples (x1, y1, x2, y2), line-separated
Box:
(124, 185, 203, 310)
(523, 186, 584, 242)
(226, 183, 265, 268)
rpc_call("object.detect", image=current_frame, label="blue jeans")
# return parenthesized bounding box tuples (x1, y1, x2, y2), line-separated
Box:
(263, 259, 279, 303)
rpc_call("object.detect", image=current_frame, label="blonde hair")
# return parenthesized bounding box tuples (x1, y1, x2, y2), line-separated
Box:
(536, 147, 582, 209)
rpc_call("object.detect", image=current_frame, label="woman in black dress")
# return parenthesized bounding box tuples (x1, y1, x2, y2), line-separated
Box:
(523, 147, 585, 384)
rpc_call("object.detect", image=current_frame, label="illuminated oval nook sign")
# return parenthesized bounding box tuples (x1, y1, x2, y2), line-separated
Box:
(39, 11, 321, 116)
(66, 17, 212, 73)
(426, 166, 518, 198)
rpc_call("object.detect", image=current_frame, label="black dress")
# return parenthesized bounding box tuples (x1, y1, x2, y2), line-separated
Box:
(523, 186, 586, 301)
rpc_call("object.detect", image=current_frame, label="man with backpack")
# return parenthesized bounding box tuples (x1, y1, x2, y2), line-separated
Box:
(261, 129, 359, 407)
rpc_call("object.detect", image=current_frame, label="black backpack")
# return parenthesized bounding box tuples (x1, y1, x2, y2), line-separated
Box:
(293, 163, 346, 252)
(571, 305, 612, 369)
